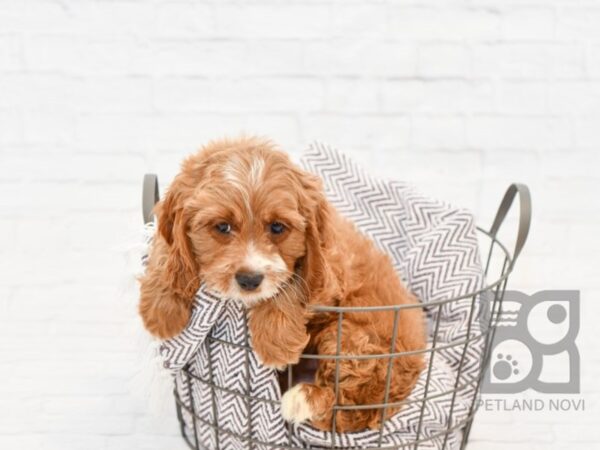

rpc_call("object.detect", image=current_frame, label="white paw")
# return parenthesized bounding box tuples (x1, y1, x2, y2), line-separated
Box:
(281, 384, 313, 423)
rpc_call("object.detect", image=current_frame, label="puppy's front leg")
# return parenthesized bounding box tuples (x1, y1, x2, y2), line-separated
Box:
(248, 298, 310, 370)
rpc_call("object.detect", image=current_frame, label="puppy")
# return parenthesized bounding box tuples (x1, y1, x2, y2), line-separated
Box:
(139, 137, 426, 432)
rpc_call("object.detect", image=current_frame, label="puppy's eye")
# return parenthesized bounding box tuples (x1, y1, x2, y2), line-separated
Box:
(269, 222, 286, 235)
(215, 222, 231, 234)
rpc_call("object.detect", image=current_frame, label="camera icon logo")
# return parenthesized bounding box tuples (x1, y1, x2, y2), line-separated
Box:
(481, 290, 580, 394)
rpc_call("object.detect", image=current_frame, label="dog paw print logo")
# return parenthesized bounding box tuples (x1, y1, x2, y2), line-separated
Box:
(493, 353, 520, 380)
(482, 290, 580, 394)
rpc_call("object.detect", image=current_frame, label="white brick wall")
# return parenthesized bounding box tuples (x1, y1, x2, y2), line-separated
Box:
(1, 0, 598, 448)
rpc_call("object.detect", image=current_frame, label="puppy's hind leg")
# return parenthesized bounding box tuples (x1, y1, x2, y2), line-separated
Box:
(281, 383, 335, 426)
(281, 321, 393, 432)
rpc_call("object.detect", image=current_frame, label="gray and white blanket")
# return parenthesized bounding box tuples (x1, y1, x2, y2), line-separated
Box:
(145, 142, 486, 449)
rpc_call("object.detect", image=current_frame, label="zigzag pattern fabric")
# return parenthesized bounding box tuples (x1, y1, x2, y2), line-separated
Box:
(149, 142, 486, 449)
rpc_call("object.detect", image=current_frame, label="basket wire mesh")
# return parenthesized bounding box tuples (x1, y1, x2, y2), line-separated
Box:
(142, 176, 531, 450)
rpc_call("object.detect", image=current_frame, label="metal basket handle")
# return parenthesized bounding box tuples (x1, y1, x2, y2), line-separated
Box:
(142, 173, 160, 224)
(489, 183, 532, 266)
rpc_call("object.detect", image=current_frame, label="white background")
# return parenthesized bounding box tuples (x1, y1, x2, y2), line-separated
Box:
(1, 0, 599, 449)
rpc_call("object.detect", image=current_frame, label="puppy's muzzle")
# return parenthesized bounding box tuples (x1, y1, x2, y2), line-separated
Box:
(235, 272, 264, 291)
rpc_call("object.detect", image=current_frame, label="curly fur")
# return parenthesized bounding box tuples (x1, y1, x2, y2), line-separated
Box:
(138, 136, 426, 432)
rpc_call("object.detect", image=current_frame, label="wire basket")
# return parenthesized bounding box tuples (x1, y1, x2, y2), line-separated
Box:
(142, 177, 531, 450)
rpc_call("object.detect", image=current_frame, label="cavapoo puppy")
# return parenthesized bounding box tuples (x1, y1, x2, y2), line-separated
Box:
(139, 137, 426, 432)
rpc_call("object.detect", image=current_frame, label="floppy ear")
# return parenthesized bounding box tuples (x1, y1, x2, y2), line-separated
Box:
(297, 171, 341, 306)
(156, 185, 200, 300)
(138, 176, 201, 339)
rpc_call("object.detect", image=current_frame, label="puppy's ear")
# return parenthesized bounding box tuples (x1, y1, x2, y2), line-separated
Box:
(297, 170, 340, 306)
(156, 184, 200, 300)
(138, 176, 200, 339)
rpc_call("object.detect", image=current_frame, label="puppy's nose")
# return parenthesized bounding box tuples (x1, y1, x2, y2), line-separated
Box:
(235, 272, 264, 291)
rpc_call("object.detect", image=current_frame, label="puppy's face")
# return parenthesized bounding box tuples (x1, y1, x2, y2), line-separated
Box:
(169, 141, 316, 306)
(188, 163, 306, 304)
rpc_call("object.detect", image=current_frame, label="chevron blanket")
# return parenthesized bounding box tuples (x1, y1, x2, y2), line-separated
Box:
(146, 142, 486, 449)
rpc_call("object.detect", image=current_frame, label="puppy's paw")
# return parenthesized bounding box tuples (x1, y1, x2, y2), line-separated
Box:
(281, 384, 313, 424)
(253, 344, 305, 371)
(253, 353, 288, 372)
(248, 299, 309, 371)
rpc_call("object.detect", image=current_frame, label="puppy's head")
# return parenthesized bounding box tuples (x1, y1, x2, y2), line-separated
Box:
(156, 137, 335, 307)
